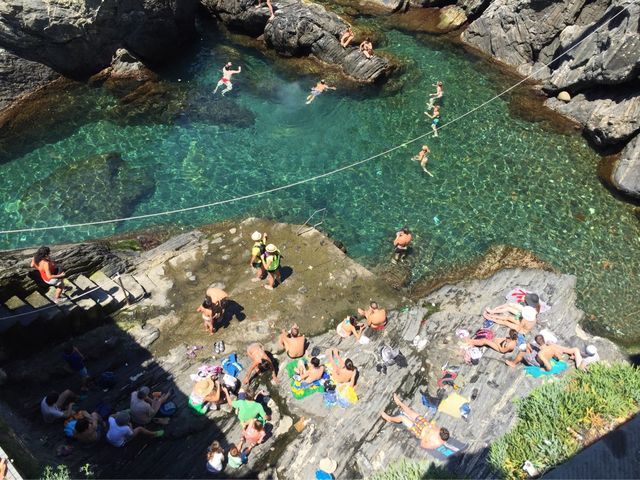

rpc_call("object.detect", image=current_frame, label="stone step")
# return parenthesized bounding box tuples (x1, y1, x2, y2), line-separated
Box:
(4, 296, 38, 327)
(23, 291, 64, 321)
(41, 282, 82, 316)
(90, 270, 127, 306)
(0, 304, 18, 333)
(117, 273, 147, 303)
(71, 275, 117, 314)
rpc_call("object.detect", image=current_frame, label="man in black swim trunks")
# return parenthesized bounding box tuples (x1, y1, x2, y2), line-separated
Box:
(278, 324, 306, 358)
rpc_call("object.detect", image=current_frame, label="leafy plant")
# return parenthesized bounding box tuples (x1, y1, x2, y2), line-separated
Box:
(488, 363, 640, 479)
(42, 465, 71, 480)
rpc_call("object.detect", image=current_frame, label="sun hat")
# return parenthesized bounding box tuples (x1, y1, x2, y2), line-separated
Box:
(319, 458, 338, 474)
(193, 378, 214, 397)
(265, 243, 277, 253)
(251, 231, 262, 241)
(113, 411, 130, 426)
(586, 345, 598, 356)
(524, 293, 540, 308)
(522, 306, 537, 321)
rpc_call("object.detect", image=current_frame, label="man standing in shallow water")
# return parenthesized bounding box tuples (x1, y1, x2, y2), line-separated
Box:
(393, 227, 413, 263)
(213, 62, 241, 96)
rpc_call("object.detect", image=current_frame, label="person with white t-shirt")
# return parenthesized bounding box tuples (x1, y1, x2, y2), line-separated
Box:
(206, 441, 225, 473)
(106, 411, 164, 447)
(40, 390, 75, 423)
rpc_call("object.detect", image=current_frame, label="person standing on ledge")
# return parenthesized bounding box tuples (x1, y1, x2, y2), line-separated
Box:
(262, 243, 282, 290)
(393, 227, 413, 263)
(249, 231, 268, 282)
(31, 246, 67, 303)
(306, 79, 336, 104)
(359, 38, 374, 59)
(427, 80, 443, 108)
(213, 62, 241, 96)
(256, 0, 275, 20)
(424, 104, 440, 137)
(340, 26, 354, 48)
(412, 145, 431, 174)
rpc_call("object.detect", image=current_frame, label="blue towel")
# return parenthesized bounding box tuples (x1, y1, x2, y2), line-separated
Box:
(524, 360, 568, 378)
(222, 353, 244, 377)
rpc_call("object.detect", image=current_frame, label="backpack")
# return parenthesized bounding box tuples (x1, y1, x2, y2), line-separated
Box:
(379, 344, 401, 366)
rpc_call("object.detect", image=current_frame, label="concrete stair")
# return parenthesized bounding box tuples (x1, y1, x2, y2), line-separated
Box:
(4, 296, 39, 327)
(117, 273, 147, 303)
(70, 274, 118, 314)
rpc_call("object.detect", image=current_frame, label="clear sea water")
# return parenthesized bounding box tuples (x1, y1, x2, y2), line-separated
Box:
(1, 25, 639, 342)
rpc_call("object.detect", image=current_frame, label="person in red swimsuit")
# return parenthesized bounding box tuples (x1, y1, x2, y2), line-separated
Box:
(30, 246, 67, 302)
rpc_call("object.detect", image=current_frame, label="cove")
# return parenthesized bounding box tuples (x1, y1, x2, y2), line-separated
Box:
(1, 23, 639, 343)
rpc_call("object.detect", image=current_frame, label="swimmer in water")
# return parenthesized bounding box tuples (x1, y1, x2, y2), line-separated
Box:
(427, 81, 443, 108)
(305, 79, 336, 104)
(213, 62, 241, 96)
(424, 104, 440, 137)
(412, 145, 431, 173)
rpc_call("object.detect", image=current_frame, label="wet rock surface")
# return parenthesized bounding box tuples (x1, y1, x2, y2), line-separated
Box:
(611, 134, 640, 198)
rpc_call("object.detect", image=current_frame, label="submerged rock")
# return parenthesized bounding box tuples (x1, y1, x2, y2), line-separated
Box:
(19, 152, 156, 225)
(612, 134, 640, 198)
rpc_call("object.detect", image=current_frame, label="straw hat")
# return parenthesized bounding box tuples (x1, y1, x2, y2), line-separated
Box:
(522, 306, 537, 321)
(251, 231, 262, 241)
(193, 378, 214, 397)
(319, 458, 337, 474)
(265, 243, 277, 253)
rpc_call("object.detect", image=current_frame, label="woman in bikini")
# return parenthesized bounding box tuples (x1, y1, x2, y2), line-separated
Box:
(196, 296, 219, 335)
(326, 348, 357, 387)
(336, 316, 365, 340)
(31, 246, 67, 302)
(465, 329, 518, 354)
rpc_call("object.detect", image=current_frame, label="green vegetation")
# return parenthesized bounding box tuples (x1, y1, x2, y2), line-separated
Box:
(489, 363, 640, 479)
(369, 459, 452, 480)
(42, 465, 71, 480)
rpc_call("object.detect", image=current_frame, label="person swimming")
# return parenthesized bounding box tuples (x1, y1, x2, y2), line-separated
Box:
(306, 79, 336, 104)
(412, 145, 431, 173)
(424, 105, 440, 137)
(427, 81, 443, 108)
(213, 62, 242, 96)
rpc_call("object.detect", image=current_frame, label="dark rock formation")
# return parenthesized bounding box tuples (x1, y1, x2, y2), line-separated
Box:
(0, 47, 59, 111)
(0, 0, 199, 77)
(203, 0, 393, 82)
(19, 152, 156, 226)
(611, 134, 640, 197)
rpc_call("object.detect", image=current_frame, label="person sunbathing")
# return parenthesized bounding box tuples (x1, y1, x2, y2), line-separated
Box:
(359, 38, 374, 59)
(380, 393, 449, 449)
(278, 324, 306, 358)
(485, 305, 537, 334)
(336, 316, 365, 340)
(340, 26, 354, 48)
(466, 329, 518, 354)
(506, 335, 584, 370)
(295, 357, 325, 383)
(326, 348, 357, 387)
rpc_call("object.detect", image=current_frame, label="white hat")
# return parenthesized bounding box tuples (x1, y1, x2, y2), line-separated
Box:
(265, 243, 277, 253)
(319, 458, 337, 474)
(522, 306, 537, 321)
(586, 345, 598, 356)
(251, 231, 262, 241)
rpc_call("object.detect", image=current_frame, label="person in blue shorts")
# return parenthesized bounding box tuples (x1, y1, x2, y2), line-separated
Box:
(424, 104, 440, 137)
(63, 344, 89, 391)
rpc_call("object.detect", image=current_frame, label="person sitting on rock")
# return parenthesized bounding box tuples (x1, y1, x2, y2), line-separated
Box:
(506, 335, 584, 371)
(486, 305, 538, 334)
(206, 440, 225, 474)
(227, 440, 249, 469)
(249, 231, 268, 282)
(41, 390, 76, 423)
(256, 0, 275, 20)
(465, 329, 518, 354)
(278, 324, 306, 358)
(340, 26, 354, 48)
(106, 411, 163, 447)
(336, 315, 366, 340)
(393, 227, 413, 263)
(190, 378, 233, 413)
(412, 145, 431, 174)
(359, 38, 374, 59)
(242, 418, 266, 454)
(294, 356, 325, 384)
(306, 79, 336, 105)
(30, 246, 68, 303)
(261, 244, 282, 290)
(213, 62, 241, 96)
(380, 393, 449, 449)
(358, 301, 387, 330)
(243, 343, 278, 384)
(424, 104, 440, 137)
(427, 80, 443, 108)
(73, 412, 106, 444)
(130, 386, 172, 425)
(326, 348, 357, 387)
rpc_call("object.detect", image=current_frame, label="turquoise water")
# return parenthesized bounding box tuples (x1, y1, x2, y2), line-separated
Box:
(1, 26, 639, 342)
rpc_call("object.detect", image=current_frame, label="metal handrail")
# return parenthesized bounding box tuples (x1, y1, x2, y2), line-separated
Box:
(296, 208, 327, 235)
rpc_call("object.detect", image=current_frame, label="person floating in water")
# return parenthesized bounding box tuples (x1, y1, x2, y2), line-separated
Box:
(256, 0, 275, 20)
(213, 62, 241, 96)
(393, 227, 413, 263)
(427, 80, 443, 108)
(424, 104, 440, 137)
(359, 38, 374, 59)
(305, 79, 336, 104)
(340, 26, 354, 48)
(412, 145, 431, 173)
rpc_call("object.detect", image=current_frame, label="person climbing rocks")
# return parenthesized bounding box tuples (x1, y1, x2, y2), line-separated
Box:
(62, 344, 90, 391)
(261, 244, 282, 290)
(380, 393, 449, 449)
(358, 301, 387, 330)
(243, 342, 278, 384)
(249, 231, 268, 282)
(340, 26, 354, 48)
(278, 323, 306, 358)
(359, 38, 374, 59)
(393, 228, 413, 263)
(424, 104, 440, 137)
(30, 245, 67, 303)
(306, 79, 336, 104)
(411, 145, 431, 174)
(213, 62, 241, 96)
(256, 0, 275, 20)
(427, 81, 443, 108)
(106, 411, 163, 447)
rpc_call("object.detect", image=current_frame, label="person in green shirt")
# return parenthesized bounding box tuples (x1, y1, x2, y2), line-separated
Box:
(231, 394, 269, 425)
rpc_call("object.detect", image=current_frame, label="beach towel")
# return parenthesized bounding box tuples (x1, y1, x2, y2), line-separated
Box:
(336, 384, 358, 405)
(437, 392, 470, 419)
(222, 353, 243, 377)
(290, 378, 325, 399)
(524, 360, 568, 378)
(426, 437, 469, 461)
(506, 288, 550, 312)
